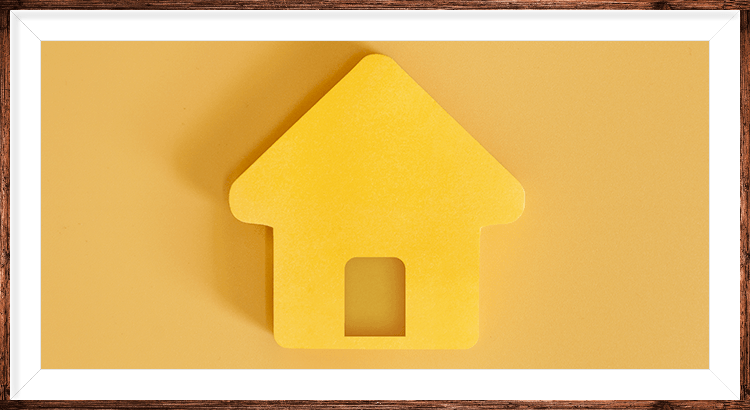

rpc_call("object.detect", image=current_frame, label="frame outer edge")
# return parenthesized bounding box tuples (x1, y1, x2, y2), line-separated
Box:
(1, 6, 10, 403)
(741, 8, 749, 403)
(0, 4, 745, 407)
(0, 0, 746, 9)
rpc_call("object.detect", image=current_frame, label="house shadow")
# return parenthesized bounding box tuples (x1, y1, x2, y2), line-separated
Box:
(173, 42, 374, 334)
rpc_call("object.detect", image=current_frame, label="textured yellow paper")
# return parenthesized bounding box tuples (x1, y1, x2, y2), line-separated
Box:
(230, 55, 524, 349)
(42, 41, 708, 368)
(345, 257, 406, 337)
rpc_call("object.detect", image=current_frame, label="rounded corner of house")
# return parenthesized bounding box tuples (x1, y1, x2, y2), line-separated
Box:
(273, 332, 297, 349)
(459, 333, 480, 350)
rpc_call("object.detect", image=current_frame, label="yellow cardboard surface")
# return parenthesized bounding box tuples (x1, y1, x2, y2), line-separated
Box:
(41, 42, 708, 368)
(229, 55, 524, 349)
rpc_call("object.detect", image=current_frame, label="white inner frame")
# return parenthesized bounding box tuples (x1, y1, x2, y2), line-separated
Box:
(9, 10, 741, 400)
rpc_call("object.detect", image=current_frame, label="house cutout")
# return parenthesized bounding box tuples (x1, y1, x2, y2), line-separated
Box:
(229, 54, 525, 349)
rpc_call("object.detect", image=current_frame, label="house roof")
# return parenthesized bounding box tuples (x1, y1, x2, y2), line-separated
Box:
(229, 54, 524, 230)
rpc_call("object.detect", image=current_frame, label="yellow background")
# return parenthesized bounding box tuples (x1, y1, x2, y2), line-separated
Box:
(41, 41, 708, 368)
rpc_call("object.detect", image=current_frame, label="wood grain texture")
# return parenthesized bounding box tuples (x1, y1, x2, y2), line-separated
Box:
(4, 401, 750, 409)
(0, 0, 748, 9)
(0, 1, 745, 407)
(1, 5, 9, 404)
(743, 9, 750, 404)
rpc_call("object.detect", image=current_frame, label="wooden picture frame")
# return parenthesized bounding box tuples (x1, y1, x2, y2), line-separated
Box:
(1, 1, 746, 407)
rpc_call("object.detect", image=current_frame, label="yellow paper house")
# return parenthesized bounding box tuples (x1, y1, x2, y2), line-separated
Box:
(230, 54, 524, 349)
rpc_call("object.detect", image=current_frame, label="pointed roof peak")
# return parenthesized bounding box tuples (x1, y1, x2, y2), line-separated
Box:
(230, 54, 524, 229)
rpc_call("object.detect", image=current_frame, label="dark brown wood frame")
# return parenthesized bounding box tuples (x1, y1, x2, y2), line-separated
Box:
(0, 1, 747, 408)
